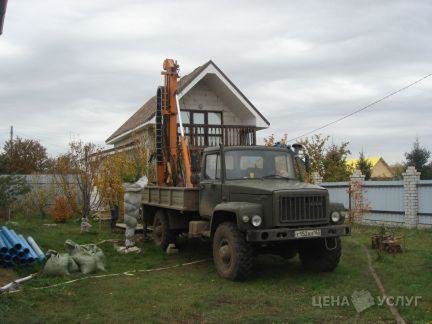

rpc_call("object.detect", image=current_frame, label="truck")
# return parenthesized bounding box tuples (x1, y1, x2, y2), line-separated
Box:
(142, 59, 351, 281)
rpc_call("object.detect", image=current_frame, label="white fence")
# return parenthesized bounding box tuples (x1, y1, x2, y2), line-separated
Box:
(320, 168, 432, 228)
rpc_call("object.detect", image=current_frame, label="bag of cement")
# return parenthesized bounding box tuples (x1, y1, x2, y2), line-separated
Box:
(68, 256, 79, 273)
(43, 252, 71, 276)
(65, 239, 106, 274)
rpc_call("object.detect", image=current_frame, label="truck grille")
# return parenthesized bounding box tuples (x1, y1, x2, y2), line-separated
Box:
(279, 195, 327, 223)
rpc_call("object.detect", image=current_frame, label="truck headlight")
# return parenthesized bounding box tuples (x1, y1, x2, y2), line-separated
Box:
(251, 215, 262, 227)
(330, 211, 341, 223)
(242, 215, 250, 223)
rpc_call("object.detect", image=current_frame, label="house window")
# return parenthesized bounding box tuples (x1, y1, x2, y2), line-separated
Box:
(193, 112, 205, 124)
(180, 111, 190, 124)
(178, 110, 223, 147)
(208, 112, 222, 125)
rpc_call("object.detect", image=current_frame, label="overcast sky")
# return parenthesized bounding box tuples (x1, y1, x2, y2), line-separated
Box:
(1, 0, 431, 163)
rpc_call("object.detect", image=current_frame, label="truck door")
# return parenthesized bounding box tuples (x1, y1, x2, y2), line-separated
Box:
(199, 153, 222, 218)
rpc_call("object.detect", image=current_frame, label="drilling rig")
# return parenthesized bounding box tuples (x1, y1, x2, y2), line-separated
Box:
(155, 59, 192, 187)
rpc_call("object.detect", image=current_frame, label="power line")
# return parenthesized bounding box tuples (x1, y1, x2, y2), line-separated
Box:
(287, 73, 432, 143)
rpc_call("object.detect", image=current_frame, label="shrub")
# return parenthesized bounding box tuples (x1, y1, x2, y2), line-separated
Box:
(12, 185, 56, 218)
(49, 196, 74, 223)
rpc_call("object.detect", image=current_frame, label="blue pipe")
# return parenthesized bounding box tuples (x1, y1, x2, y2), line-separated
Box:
(11, 229, 29, 254)
(18, 256, 27, 265)
(0, 226, 22, 250)
(18, 234, 38, 260)
(4, 261, 14, 268)
(14, 234, 30, 255)
(0, 233, 8, 253)
(26, 256, 35, 264)
(3, 253, 11, 261)
(0, 232, 16, 254)
(27, 236, 45, 260)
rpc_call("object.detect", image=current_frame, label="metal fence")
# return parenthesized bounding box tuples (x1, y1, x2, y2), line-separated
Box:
(0, 174, 77, 188)
(322, 179, 432, 227)
(418, 180, 432, 225)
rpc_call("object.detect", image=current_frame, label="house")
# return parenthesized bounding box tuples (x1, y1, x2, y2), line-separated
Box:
(346, 156, 394, 179)
(105, 60, 270, 156)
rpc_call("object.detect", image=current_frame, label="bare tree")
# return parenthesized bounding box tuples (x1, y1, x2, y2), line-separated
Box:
(55, 140, 104, 229)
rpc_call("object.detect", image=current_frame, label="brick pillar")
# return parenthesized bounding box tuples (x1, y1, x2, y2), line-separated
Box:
(403, 166, 420, 228)
(311, 172, 323, 185)
(350, 170, 366, 223)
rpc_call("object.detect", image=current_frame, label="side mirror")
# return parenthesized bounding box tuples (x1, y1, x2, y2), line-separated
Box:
(304, 154, 310, 173)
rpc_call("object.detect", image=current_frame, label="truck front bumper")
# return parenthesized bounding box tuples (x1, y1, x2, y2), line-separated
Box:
(246, 224, 351, 242)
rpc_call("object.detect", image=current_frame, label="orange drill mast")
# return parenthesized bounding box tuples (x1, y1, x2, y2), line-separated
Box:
(156, 59, 192, 187)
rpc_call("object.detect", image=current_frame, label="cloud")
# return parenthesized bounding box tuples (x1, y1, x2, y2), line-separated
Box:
(0, 0, 431, 164)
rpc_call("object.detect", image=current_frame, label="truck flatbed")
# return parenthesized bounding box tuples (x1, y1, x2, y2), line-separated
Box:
(142, 185, 199, 211)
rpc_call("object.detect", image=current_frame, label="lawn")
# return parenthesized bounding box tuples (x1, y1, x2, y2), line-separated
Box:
(0, 216, 431, 323)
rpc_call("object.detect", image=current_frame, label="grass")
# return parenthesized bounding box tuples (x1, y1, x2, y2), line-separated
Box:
(0, 216, 431, 323)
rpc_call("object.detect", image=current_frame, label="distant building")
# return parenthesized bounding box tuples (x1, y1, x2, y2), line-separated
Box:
(346, 157, 394, 179)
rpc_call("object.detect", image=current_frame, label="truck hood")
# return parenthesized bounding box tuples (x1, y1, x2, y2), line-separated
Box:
(227, 179, 326, 195)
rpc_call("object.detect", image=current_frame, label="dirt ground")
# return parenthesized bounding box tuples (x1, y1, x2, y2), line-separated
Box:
(0, 269, 17, 286)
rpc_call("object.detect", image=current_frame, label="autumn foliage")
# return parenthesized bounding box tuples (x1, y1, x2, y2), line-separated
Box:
(49, 196, 74, 222)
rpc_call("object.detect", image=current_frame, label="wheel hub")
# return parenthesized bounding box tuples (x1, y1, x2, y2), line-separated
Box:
(219, 240, 231, 264)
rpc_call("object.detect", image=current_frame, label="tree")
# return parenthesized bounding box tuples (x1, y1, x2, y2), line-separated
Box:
(2, 137, 50, 174)
(390, 163, 405, 180)
(356, 150, 372, 180)
(405, 138, 431, 179)
(300, 134, 351, 182)
(54, 140, 104, 222)
(0, 154, 6, 173)
(322, 143, 351, 182)
(300, 134, 329, 177)
(97, 152, 129, 212)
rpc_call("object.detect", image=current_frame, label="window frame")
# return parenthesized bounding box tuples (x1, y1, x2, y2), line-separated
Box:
(204, 153, 221, 181)
(178, 110, 224, 147)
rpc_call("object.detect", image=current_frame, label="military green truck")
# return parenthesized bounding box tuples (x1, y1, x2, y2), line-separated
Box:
(142, 144, 351, 281)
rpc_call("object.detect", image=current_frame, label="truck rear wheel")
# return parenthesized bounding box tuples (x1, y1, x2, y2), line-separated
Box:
(212, 222, 253, 281)
(153, 209, 175, 251)
(298, 237, 341, 272)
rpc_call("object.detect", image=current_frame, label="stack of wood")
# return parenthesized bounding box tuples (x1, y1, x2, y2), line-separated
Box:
(371, 227, 403, 254)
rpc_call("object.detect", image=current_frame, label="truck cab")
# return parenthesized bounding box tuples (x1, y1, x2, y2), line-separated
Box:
(199, 145, 351, 280)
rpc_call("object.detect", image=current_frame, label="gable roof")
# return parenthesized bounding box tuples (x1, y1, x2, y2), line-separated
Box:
(106, 62, 210, 143)
(106, 60, 269, 144)
(346, 157, 383, 169)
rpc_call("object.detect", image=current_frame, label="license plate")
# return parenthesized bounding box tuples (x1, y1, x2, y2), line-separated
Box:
(294, 229, 322, 238)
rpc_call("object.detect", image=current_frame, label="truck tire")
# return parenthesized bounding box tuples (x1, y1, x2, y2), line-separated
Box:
(298, 237, 341, 272)
(153, 209, 175, 251)
(212, 222, 253, 281)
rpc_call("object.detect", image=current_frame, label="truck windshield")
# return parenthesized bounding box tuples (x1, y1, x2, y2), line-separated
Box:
(224, 150, 296, 180)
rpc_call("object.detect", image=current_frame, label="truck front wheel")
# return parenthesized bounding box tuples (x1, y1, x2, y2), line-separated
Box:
(153, 209, 175, 251)
(298, 237, 341, 272)
(212, 222, 253, 281)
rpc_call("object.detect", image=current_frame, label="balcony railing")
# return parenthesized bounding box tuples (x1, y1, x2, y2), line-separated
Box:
(179, 125, 257, 148)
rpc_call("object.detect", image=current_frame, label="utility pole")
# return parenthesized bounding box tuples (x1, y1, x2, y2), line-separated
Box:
(9, 125, 13, 142)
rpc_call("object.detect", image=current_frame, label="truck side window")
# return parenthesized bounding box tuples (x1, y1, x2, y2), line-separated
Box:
(205, 154, 220, 180)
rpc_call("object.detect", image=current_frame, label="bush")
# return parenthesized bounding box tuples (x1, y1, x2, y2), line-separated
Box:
(49, 196, 74, 223)
(12, 185, 56, 218)
(0, 175, 30, 219)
